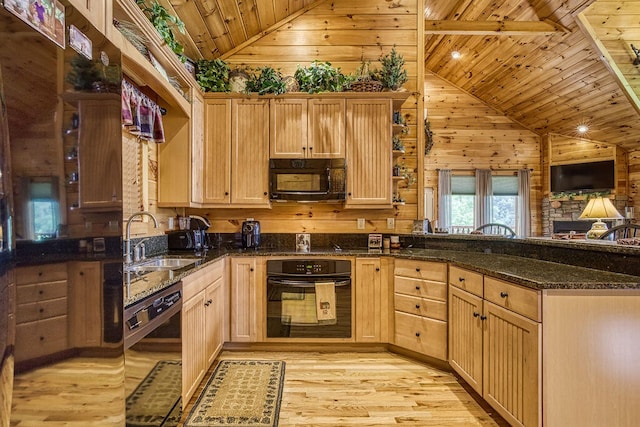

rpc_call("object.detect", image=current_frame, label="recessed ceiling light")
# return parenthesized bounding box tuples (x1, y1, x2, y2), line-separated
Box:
(577, 124, 589, 134)
(451, 50, 462, 59)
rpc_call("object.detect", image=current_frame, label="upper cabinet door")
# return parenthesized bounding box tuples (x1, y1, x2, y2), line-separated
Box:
(308, 99, 345, 159)
(68, 0, 111, 36)
(270, 98, 308, 158)
(201, 98, 232, 205)
(231, 99, 271, 207)
(345, 99, 393, 208)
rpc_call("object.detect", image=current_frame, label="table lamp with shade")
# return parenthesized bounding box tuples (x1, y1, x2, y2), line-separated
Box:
(579, 196, 624, 239)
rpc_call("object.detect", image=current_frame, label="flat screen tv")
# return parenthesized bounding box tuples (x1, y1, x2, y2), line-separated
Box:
(550, 160, 615, 193)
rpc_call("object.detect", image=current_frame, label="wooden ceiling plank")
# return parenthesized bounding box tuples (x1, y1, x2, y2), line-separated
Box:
(220, 0, 327, 60)
(168, 0, 216, 60)
(194, 0, 235, 55)
(424, 19, 566, 35)
(273, 0, 290, 22)
(237, 0, 262, 41)
(253, 29, 417, 47)
(576, 10, 640, 116)
(308, 0, 417, 15)
(226, 44, 417, 63)
(255, 0, 278, 29)
(216, 0, 249, 46)
(290, 13, 416, 30)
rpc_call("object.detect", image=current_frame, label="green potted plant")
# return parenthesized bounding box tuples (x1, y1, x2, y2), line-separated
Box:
(294, 61, 348, 93)
(135, 0, 186, 60)
(65, 55, 101, 91)
(373, 46, 408, 91)
(196, 58, 230, 92)
(245, 66, 287, 95)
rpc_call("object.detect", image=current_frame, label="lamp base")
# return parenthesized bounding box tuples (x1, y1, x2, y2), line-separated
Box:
(586, 220, 608, 239)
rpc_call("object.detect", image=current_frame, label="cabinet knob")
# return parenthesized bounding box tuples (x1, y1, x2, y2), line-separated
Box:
(375, 267, 380, 272)
(415, 332, 421, 337)
(415, 286, 420, 291)
(415, 267, 420, 272)
(204, 299, 212, 307)
(302, 147, 306, 150)
(480, 315, 487, 320)
(263, 192, 268, 196)
(415, 304, 421, 309)
(38, 272, 43, 276)
(347, 192, 352, 196)
(39, 290, 44, 295)
(459, 277, 465, 282)
(250, 268, 254, 272)
(40, 336, 45, 341)
(473, 312, 480, 317)
(79, 271, 84, 276)
(500, 291, 509, 298)
(225, 191, 229, 196)
(39, 308, 44, 313)
(309, 147, 313, 151)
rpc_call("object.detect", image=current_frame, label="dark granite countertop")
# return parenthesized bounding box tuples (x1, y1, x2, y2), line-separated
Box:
(124, 246, 640, 307)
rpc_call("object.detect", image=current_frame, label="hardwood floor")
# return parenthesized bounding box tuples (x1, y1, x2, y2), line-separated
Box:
(183, 350, 509, 426)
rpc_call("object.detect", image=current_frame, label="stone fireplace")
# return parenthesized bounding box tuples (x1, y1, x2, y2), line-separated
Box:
(541, 196, 628, 236)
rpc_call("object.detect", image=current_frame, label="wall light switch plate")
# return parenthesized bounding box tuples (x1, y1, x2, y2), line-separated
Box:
(387, 218, 395, 229)
(357, 218, 365, 229)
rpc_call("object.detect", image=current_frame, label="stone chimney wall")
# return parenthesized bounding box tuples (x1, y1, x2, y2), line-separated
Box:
(541, 195, 628, 236)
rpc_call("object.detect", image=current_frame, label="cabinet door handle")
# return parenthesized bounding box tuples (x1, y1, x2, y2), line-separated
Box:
(415, 267, 420, 272)
(375, 267, 380, 272)
(473, 312, 480, 317)
(415, 304, 421, 309)
(263, 192, 268, 196)
(415, 332, 421, 337)
(415, 286, 420, 291)
(480, 315, 487, 320)
(459, 276, 465, 282)
(250, 268, 254, 272)
(204, 299, 213, 307)
(302, 146, 306, 151)
(500, 291, 509, 298)
(224, 191, 229, 196)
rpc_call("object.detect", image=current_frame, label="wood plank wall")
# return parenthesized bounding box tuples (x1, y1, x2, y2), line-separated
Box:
(423, 73, 543, 235)
(186, 0, 422, 234)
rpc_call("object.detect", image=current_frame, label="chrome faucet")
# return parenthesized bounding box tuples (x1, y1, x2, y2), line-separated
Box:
(124, 211, 159, 264)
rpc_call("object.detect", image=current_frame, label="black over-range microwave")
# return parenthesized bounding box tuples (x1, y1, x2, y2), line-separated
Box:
(269, 158, 346, 202)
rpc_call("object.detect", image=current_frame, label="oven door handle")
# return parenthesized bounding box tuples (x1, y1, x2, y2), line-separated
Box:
(267, 278, 350, 288)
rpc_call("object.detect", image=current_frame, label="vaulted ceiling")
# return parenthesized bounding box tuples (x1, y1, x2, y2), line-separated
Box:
(162, 0, 640, 151)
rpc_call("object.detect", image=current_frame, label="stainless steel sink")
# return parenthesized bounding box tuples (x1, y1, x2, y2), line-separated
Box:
(125, 256, 200, 273)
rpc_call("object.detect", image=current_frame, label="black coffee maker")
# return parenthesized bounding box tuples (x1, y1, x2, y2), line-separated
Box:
(242, 220, 261, 249)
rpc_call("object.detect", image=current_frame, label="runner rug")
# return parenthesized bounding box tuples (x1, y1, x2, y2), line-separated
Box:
(184, 360, 286, 427)
(126, 360, 182, 427)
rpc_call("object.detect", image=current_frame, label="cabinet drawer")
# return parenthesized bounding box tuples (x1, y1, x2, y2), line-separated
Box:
(15, 316, 68, 361)
(395, 276, 447, 301)
(394, 311, 447, 360)
(449, 265, 483, 297)
(183, 260, 225, 302)
(394, 293, 446, 321)
(16, 263, 67, 285)
(394, 259, 447, 282)
(484, 277, 540, 322)
(17, 280, 67, 304)
(17, 297, 67, 323)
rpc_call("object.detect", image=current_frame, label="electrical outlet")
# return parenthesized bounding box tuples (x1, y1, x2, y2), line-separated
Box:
(387, 218, 395, 229)
(357, 218, 365, 229)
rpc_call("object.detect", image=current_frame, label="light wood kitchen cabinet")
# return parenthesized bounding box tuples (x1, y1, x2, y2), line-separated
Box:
(199, 98, 232, 205)
(15, 263, 68, 363)
(393, 259, 447, 360)
(270, 98, 345, 159)
(67, 261, 102, 348)
(270, 98, 308, 158)
(354, 257, 389, 342)
(182, 259, 226, 403)
(345, 99, 393, 208)
(68, 0, 111, 36)
(231, 99, 271, 207)
(449, 267, 541, 427)
(230, 257, 264, 342)
(63, 93, 122, 211)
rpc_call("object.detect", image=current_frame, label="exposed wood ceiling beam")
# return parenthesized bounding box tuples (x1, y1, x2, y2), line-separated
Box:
(424, 19, 568, 35)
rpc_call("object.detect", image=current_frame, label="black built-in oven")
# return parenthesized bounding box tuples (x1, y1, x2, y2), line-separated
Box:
(266, 259, 351, 338)
(269, 158, 346, 202)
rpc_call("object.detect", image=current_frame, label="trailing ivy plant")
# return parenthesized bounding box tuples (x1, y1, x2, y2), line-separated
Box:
(245, 66, 287, 95)
(135, 0, 186, 60)
(294, 61, 349, 93)
(373, 46, 408, 90)
(196, 58, 230, 92)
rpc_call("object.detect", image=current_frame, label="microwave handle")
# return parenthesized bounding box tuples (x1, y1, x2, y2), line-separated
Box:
(268, 278, 350, 288)
(273, 190, 331, 196)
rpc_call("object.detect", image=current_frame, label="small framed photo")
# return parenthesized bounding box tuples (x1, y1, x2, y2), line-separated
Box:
(368, 233, 383, 249)
(69, 25, 92, 59)
(296, 233, 310, 253)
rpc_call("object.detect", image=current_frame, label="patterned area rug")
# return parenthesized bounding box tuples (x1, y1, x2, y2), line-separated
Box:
(184, 360, 286, 427)
(126, 360, 181, 427)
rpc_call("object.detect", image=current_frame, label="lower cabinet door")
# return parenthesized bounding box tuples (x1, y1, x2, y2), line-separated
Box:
(483, 302, 540, 427)
(394, 311, 447, 360)
(205, 278, 224, 366)
(182, 292, 206, 403)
